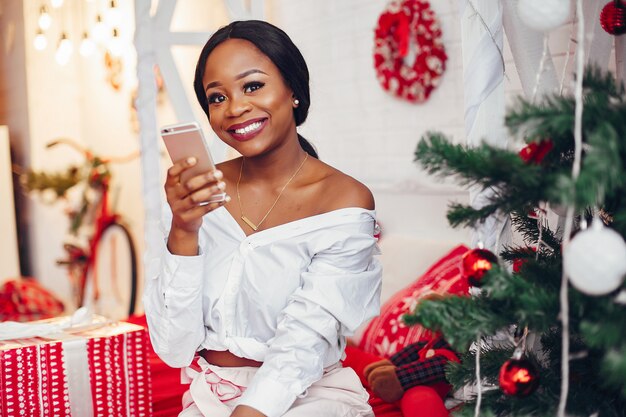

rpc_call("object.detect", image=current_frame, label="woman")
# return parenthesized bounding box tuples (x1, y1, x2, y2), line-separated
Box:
(143, 20, 382, 417)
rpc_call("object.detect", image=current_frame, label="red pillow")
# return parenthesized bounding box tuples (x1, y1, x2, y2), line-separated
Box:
(358, 245, 469, 358)
(0, 277, 65, 322)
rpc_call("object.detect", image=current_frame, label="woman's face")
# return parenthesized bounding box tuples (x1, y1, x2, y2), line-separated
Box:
(202, 38, 297, 156)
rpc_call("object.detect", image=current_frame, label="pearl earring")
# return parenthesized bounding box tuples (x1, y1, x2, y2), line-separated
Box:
(293, 99, 300, 106)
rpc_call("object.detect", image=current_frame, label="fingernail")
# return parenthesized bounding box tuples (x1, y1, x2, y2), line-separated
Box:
(213, 170, 223, 180)
(187, 157, 197, 165)
(225, 195, 231, 203)
(217, 181, 226, 190)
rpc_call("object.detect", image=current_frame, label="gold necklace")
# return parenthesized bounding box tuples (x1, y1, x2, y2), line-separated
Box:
(237, 153, 309, 231)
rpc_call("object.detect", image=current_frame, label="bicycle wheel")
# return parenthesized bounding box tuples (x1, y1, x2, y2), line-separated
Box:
(83, 221, 138, 320)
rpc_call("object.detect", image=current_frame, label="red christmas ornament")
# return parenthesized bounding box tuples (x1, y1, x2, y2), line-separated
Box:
(512, 247, 537, 273)
(519, 139, 553, 164)
(462, 248, 498, 287)
(499, 357, 540, 397)
(600, 1, 626, 35)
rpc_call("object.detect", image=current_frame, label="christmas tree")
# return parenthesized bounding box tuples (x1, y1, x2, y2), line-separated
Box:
(406, 66, 626, 417)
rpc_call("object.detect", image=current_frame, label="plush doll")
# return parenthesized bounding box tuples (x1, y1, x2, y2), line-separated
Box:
(344, 337, 459, 417)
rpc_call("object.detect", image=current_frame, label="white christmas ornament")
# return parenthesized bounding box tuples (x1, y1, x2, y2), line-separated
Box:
(563, 220, 626, 296)
(517, 0, 571, 32)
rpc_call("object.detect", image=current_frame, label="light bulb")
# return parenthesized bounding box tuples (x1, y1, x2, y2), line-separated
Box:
(38, 6, 52, 30)
(34, 30, 47, 51)
(105, 0, 122, 27)
(51, 0, 64, 8)
(92, 14, 107, 43)
(80, 32, 96, 57)
(108, 28, 123, 57)
(55, 33, 73, 65)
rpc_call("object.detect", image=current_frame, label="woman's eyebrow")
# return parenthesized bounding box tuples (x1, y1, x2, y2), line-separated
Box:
(205, 69, 268, 92)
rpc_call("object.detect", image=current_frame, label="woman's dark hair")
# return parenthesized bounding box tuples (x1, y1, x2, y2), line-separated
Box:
(193, 20, 318, 158)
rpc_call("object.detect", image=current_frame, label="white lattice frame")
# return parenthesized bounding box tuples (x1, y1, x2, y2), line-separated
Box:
(133, 0, 264, 275)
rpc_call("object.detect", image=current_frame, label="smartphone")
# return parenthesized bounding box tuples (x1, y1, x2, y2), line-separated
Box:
(161, 121, 226, 204)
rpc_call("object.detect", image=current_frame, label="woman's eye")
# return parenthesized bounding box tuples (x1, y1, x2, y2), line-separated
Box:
(207, 93, 226, 104)
(243, 82, 264, 94)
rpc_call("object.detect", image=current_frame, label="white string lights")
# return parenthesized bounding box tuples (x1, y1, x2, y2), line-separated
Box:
(108, 28, 123, 57)
(105, 0, 121, 28)
(34, 29, 48, 51)
(32, 0, 126, 67)
(38, 6, 52, 31)
(55, 32, 73, 65)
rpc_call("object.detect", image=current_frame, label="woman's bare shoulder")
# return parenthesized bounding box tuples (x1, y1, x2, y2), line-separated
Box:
(310, 159, 375, 211)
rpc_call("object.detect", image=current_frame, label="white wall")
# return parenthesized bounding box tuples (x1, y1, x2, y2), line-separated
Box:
(267, 0, 481, 244)
(268, 0, 470, 243)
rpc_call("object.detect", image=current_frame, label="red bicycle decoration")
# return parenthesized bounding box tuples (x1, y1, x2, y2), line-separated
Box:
(17, 138, 139, 320)
(373, 0, 447, 103)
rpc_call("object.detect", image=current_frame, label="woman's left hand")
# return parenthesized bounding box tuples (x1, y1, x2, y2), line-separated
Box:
(230, 405, 266, 417)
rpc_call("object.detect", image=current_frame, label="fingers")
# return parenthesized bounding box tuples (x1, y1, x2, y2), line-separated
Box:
(166, 157, 222, 191)
(185, 169, 223, 192)
(179, 199, 228, 221)
(188, 181, 226, 204)
(165, 159, 225, 203)
(170, 186, 230, 215)
(166, 157, 197, 187)
(165, 158, 230, 232)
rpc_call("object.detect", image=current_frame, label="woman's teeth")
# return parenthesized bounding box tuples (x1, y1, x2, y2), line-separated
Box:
(234, 121, 262, 134)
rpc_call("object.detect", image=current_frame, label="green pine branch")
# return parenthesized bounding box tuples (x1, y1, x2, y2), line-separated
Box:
(506, 211, 561, 254)
(20, 166, 82, 198)
(403, 295, 510, 352)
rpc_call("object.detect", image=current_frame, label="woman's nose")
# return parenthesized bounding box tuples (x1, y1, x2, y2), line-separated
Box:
(225, 95, 251, 117)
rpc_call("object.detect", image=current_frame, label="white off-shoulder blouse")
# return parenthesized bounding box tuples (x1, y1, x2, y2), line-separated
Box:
(143, 205, 382, 417)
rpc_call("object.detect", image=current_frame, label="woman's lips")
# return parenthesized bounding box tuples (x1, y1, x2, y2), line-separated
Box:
(227, 118, 268, 142)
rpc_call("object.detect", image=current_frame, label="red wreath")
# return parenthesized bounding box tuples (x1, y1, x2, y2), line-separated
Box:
(374, 0, 447, 103)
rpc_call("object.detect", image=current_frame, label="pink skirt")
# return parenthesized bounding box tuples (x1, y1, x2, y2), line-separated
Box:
(179, 356, 374, 417)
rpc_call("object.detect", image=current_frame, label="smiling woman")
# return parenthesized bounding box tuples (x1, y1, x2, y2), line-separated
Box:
(143, 20, 381, 417)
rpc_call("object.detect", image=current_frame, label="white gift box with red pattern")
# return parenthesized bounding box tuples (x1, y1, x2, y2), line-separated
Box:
(0, 320, 151, 417)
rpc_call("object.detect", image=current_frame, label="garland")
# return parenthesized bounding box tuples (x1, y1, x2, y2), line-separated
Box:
(373, 0, 447, 103)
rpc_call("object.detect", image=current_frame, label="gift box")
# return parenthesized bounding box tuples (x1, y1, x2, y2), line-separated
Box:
(0, 319, 151, 417)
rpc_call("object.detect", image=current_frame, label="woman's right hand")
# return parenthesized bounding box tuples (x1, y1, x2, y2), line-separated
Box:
(165, 157, 230, 254)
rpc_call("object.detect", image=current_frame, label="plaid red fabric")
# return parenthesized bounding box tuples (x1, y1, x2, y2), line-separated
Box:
(390, 339, 457, 390)
(0, 277, 64, 322)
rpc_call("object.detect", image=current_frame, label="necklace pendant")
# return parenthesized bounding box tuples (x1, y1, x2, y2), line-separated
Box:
(241, 215, 258, 231)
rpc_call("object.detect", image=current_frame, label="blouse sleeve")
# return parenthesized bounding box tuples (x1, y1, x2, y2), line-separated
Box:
(237, 218, 383, 417)
(142, 204, 207, 368)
